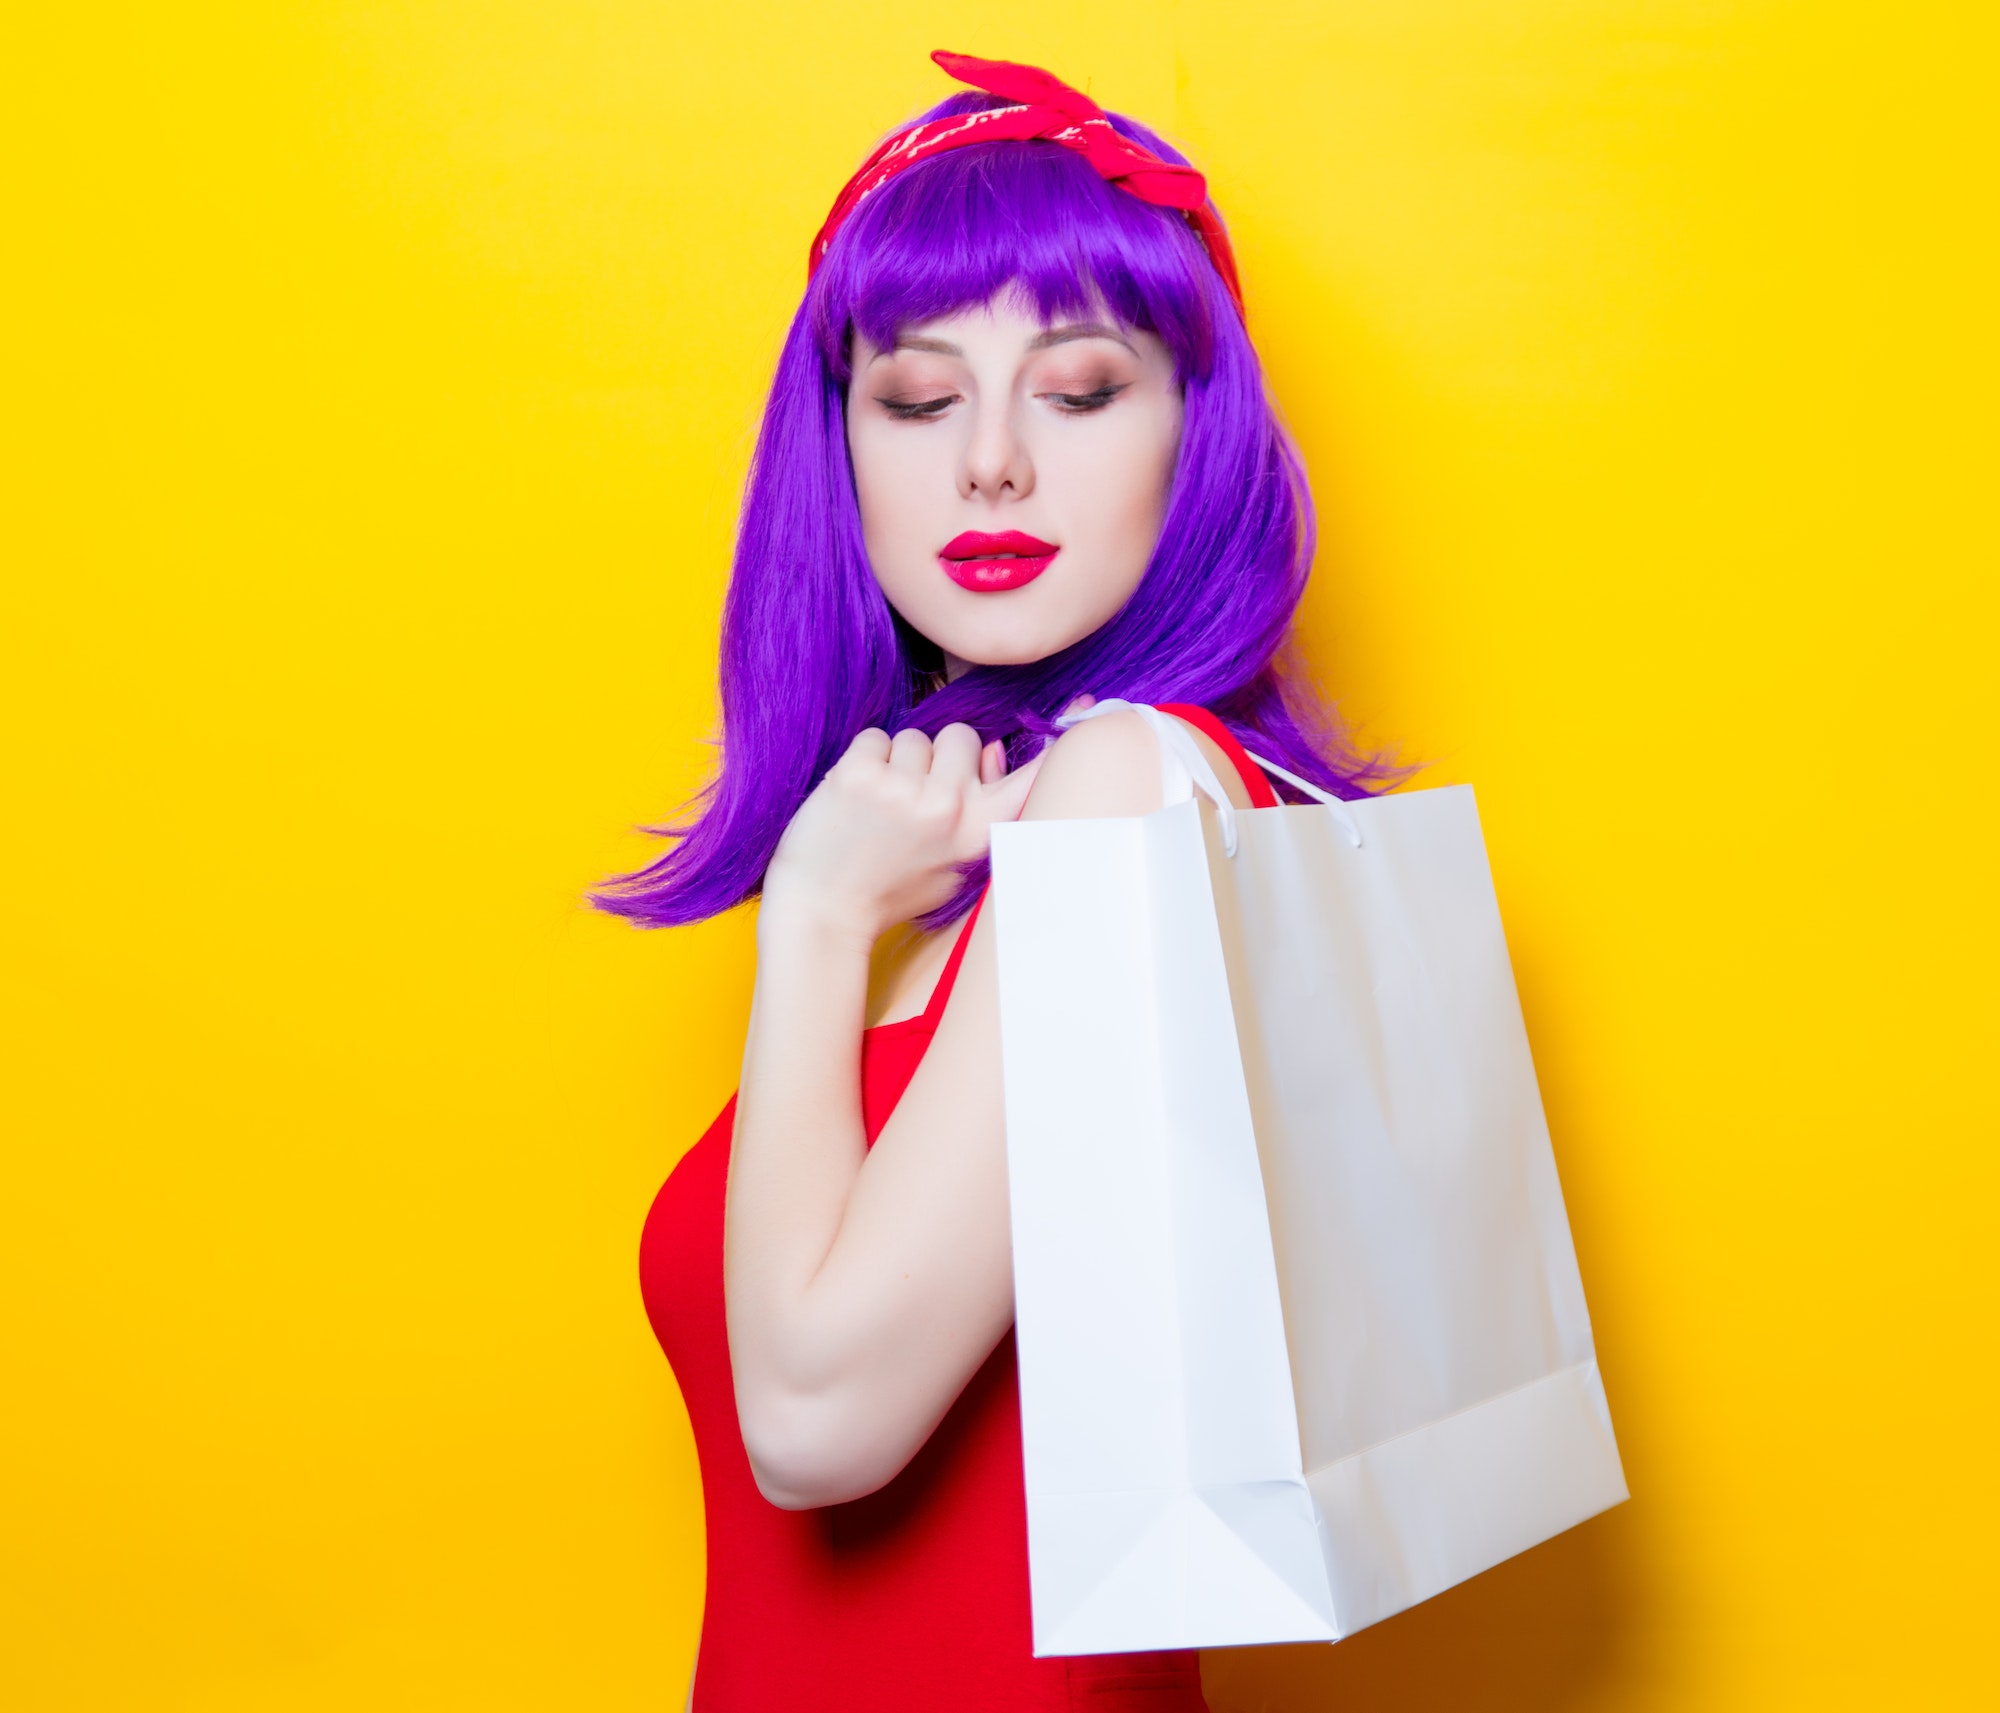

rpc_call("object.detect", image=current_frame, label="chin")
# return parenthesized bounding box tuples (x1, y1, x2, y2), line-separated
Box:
(939, 626, 1091, 670)
(928, 594, 1131, 671)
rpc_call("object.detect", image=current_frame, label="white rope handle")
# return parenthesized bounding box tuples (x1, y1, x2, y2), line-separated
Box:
(1057, 698, 1241, 855)
(1055, 703, 1365, 853)
(1245, 750, 1364, 848)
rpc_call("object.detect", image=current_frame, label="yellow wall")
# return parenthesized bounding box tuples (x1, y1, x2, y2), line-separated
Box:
(4, 4, 1992, 1708)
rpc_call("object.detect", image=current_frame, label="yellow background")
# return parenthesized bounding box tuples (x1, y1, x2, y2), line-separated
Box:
(5, 3, 1993, 1708)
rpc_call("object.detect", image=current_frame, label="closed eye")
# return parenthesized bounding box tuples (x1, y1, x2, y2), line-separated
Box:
(1044, 383, 1127, 414)
(876, 393, 958, 420)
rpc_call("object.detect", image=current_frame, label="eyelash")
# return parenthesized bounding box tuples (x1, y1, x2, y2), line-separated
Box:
(878, 395, 957, 420)
(1048, 385, 1125, 414)
(875, 383, 1128, 421)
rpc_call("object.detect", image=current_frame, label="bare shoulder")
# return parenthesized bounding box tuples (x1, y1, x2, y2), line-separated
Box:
(1019, 708, 1164, 823)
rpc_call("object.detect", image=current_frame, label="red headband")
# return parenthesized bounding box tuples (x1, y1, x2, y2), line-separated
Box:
(809, 50, 1246, 320)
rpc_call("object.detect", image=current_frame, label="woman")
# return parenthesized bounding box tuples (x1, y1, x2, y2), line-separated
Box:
(604, 52, 1388, 1712)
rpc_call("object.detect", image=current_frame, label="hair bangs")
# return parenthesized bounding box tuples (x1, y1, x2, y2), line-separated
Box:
(810, 115, 1217, 382)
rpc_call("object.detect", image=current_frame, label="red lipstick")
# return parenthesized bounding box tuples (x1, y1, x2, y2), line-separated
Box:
(938, 530, 1059, 592)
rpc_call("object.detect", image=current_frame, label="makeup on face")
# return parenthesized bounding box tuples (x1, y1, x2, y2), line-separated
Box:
(938, 530, 1059, 592)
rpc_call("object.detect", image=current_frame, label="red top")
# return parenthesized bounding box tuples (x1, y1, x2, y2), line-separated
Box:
(640, 710, 1272, 1711)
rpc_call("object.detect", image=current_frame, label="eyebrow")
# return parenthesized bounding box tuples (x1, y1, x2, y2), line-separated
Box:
(1029, 322, 1135, 353)
(882, 321, 1137, 359)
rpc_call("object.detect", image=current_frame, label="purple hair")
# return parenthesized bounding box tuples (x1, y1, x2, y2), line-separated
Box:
(599, 94, 1395, 929)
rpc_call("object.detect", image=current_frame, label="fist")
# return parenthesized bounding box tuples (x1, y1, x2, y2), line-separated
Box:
(762, 723, 1043, 938)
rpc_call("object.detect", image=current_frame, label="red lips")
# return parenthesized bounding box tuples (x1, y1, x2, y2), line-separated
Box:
(939, 530, 1060, 592)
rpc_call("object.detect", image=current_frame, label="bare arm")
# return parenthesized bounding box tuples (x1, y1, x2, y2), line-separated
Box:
(727, 707, 1253, 1508)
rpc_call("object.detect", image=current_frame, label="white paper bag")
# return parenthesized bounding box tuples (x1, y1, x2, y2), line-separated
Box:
(989, 703, 1626, 1656)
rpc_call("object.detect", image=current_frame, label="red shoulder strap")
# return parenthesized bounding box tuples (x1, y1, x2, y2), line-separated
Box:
(921, 886, 988, 1027)
(1154, 703, 1280, 808)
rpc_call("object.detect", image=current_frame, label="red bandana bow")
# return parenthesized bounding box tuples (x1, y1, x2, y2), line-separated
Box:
(809, 50, 1245, 320)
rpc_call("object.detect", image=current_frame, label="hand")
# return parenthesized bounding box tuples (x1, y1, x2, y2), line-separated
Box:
(762, 724, 1043, 940)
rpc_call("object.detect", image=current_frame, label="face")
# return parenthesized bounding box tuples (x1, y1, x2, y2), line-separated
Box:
(846, 293, 1183, 673)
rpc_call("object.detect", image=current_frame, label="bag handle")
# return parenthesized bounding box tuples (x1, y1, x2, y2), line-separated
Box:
(1243, 749, 1364, 848)
(1057, 698, 1243, 855)
(1055, 699, 1365, 853)
(1156, 702, 1281, 807)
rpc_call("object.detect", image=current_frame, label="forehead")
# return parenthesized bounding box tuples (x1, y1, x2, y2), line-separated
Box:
(861, 296, 1141, 363)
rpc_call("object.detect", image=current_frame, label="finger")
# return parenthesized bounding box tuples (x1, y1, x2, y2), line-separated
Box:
(979, 738, 1005, 786)
(930, 722, 983, 782)
(843, 727, 891, 766)
(1061, 692, 1098, 719)
(886, 726, 934, 775)
(976, 752, 1046, 826)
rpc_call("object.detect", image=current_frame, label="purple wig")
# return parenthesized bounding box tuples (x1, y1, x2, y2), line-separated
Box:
(599, 93, 1395, 929)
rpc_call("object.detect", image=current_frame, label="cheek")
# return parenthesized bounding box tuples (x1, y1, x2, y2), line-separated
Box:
(1139, 413, 1182, 519)
(850, 424, 943, 553)
(1060, 408, 1181, 540)
(847, 424, 892, 534)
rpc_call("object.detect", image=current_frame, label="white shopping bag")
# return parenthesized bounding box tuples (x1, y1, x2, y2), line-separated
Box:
(989, 702, 1625, 1656)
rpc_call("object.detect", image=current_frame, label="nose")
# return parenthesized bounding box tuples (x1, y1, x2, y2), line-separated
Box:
(957, 392, 1035, 503)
